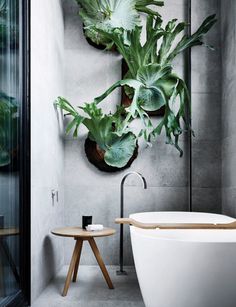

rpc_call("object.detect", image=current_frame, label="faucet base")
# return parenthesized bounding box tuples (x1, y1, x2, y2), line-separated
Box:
(116, 270, 128, 276)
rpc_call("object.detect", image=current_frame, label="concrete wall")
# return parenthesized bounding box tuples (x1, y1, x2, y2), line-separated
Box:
(29, 0, 223, 277)
(191, 0, 222, 213)
(31, 0, 65, 302)
(62, 0, 217, 266)
(221, 1, 236, 216)
(28, 0, 225, 301)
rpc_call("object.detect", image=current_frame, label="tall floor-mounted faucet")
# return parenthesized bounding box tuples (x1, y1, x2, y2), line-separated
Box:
(117, 171, 147, 275)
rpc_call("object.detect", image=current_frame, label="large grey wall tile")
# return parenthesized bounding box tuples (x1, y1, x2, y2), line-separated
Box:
(192, 93, 221, 141)
(192, 0, 221, 46)
(192, 140, 221, 188)
(191, 46, 221, 94)
(31, 0, 65, 302)
(191, 0, 222, 215)
(222, 188, 236, 217)
(192, 188, 221, 213)
(221, 0, 236, 216)
(221, 0, 236, 83)
(191, 0, 221, 94)
(64, 139, 189, 190)
(222, 134, 236, 188)
(222, 82, 236, 138)
(31, 185, 65, 301)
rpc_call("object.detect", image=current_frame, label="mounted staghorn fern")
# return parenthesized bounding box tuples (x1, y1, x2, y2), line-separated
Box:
(0, 0, 19, 49)
(0, 0, 7, 47)
(56, 1, 216, 171)
(0, 92, 18, 168)
(56, 97, 137, 169)
(92, 14, 217, 155)
(75, 0, 164, 49)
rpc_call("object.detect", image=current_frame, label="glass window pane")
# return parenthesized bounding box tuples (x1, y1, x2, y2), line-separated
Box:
(0, 0, 21, 304)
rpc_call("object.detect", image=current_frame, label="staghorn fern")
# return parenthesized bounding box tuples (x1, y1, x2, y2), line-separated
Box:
(56, 2, 217, 168)
(0, 92, 18, 167)
(55, 97, 137, 168)
(91, 14, 217, 155)
(0, 0, 19, 49)
(0, 0, 6, 17)
(76, 0, 164, 48)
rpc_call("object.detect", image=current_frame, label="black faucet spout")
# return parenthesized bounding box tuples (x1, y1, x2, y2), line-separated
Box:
(117, 172, 147, 275)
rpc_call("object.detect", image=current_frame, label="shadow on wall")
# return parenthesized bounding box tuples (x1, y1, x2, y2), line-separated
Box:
(42, 236, 57, 282)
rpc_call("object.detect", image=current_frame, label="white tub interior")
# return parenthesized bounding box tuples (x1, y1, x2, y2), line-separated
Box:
(129, 212, 236, 242)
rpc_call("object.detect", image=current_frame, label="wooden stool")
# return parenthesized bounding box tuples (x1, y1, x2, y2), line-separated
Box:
(51, 227, 115, 296)
(0, 228, 20, 297)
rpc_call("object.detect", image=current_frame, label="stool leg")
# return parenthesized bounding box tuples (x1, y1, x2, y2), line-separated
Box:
(88, 238, 114, 289)
(0, 240, 5, 297)
(62, 239, 81, 296)
(72, 239, 83, 282)
(1, 238, 20, 284)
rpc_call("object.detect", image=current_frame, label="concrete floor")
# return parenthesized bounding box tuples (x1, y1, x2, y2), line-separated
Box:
(31, 266, 145, 307)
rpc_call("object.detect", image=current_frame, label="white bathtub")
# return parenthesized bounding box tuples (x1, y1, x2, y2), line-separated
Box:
(130, 212, 236, 307)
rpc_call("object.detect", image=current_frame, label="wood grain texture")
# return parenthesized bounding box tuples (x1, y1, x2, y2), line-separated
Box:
(62, 240, 82, 296)
(115, 218, 236, 230)
(0, 242, 5, 297)
(72, 239, 83, 283)
(51, 227, 115, 238)
(89, 238, 114, 289)
(52, 227, 116, 296)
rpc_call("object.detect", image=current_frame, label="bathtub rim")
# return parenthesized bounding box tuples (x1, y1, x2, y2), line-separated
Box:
(129, 211, 236, 243)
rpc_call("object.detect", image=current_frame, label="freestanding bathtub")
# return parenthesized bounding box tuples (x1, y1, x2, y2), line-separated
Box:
(130, 212, 236, 307)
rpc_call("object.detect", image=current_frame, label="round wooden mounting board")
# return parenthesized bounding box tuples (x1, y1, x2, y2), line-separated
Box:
(84, 137, 138, 172)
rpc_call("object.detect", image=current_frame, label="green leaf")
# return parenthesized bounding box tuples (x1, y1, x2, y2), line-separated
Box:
(136, 64, 172, 86)
(94, 78, 142, 105)
(158, 19, 186, 65)
(0, 0, 6, 18)
(55, 97, 85, 137)
(104, 132, 137, 167)
(55, 97, 78, 117)
(0, 148, 10, 166)
(138, 86, 165, 111)
(166, 14, 217, 63)
(135, 64, 172, 111)
(155, 74, 178, 98)
(135, 0, 164, 16)
(149, 75, 191, 155)
(105, 0, 140, 30)
(77, 0, 165, 48)
(136, 0, 164, 5)
(56, 96, 136, 167)
(0, 92, 18, 168)
(142, 19, 164, 65)
(80, 102, 103, 118)
(77, 0, 140, 48)
(84, 114, 116, 150)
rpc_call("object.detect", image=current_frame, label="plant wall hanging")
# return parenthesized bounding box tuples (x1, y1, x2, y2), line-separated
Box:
(56, 0, 216, 172)
(0, 0, 18, 49)
(0, 92, 19, 171)
(76, 0, 165, 50)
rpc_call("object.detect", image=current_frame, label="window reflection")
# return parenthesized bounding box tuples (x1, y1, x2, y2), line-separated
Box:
(0, 0, 20, 304)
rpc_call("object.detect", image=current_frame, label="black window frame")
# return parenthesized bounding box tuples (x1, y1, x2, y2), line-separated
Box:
(18, 0, 31, 305)
(0, 1, 30, 305)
